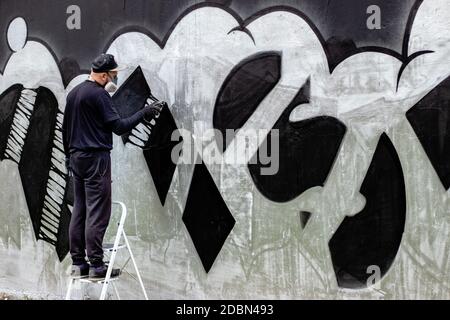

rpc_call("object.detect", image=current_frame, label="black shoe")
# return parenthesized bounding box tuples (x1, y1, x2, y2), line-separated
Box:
(71, 263, 90, 278)
(89, 265, 121, 279)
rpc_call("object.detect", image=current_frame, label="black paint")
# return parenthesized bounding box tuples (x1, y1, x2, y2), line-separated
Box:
(182, 162, 235, 273)
(0, 85, 71, 260)
(248, 79, 347, 203)
(0, 1, 421, 85)
(19, 87, 71, 261)
(143, 107, 182, 206)
(329, 133, 406, 289)
(112, 66, 150, 144)
(406, 75, 450, 190)
(300, 211, 311, 229)
(19, 87, 58, 240)
(0, 84, 22, 159)
(213, 51, 281, 152)
(113, 66, 181, 205)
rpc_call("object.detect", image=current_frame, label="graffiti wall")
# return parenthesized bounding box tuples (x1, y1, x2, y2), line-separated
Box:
(0, 0, 448, 299)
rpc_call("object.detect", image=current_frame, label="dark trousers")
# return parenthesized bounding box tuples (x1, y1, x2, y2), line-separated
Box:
(69, 150, 112, 266)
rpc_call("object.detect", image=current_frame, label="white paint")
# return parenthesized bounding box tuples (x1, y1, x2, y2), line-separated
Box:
(7, 17, 27, 52)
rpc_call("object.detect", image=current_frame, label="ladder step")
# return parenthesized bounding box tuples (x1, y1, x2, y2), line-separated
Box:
(78, 276, 121, 284)
(103, 243, 126, 251)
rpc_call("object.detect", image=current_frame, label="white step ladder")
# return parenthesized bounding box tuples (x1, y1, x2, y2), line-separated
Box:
(65, 201, 148, 300)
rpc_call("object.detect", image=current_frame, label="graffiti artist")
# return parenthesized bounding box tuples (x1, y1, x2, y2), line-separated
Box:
(62, 53, 165, 279)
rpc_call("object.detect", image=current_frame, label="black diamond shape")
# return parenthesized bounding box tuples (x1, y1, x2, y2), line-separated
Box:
(182, 162, 235, 273)
(143, 138, 181, 206)
(406, 74, 450, 190)
(112, 66, 150, 145)
(113, 66, 181, 205)
(142, 101, 182, 206)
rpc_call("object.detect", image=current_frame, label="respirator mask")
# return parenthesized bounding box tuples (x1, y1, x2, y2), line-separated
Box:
(104, 72, 118, 93)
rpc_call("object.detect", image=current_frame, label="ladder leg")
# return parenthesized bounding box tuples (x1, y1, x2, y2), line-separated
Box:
(100, 202, 127, 300)
(100, 280, 109, 300)
(123, 230, 148, 300)
(65, 278, 74, 300)
(112, 282, 121, 300)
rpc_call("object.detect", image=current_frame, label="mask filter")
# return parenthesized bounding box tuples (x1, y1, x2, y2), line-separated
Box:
(105, 73, 118, 93)
(105, 81, 118, 93)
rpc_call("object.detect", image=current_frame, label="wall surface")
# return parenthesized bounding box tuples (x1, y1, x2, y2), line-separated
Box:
(0, 0, 449, 299)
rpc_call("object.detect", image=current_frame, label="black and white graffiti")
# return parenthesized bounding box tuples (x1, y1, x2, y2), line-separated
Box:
(0, 20, 72, 261)
(0, 0, 448, 296)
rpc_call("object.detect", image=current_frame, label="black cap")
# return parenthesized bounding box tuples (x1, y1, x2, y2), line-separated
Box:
(91, 53, 121, 73)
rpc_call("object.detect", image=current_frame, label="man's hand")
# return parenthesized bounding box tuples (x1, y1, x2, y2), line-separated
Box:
(143, 99, 166, 118)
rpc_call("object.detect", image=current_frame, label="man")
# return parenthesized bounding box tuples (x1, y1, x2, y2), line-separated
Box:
(62, 53, 164, 279)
